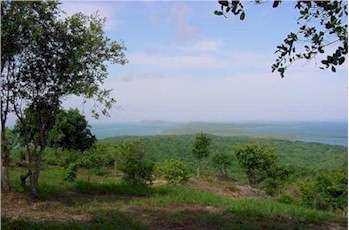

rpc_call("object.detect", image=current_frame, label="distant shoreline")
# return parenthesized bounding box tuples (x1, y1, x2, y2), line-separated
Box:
(91, 121, 348, 146)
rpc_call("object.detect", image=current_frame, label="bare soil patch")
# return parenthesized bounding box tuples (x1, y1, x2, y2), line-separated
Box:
(188, 177, 266, 198)
(2, 192, 90, 222)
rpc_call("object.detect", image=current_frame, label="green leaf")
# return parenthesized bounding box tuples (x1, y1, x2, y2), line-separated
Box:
(272, 1, 281, 8)
(214, 10, 223, 16)
(240, 12, 245, 20)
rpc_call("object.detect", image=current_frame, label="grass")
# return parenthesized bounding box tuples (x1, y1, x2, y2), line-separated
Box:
(129, 185, 343, 224)
(4, 166, 347, 229)
(2, 213, 147, 230)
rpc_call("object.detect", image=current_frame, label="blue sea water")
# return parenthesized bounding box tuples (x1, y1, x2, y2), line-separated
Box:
(91, 121, 348, 146)
(238, 121, 348, 146)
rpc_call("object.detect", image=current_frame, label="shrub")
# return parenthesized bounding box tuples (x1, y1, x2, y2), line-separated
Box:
(276, 192, 295, 204)
(192, 133, 211, 177)
(43, 148, 79, 167)
(235, 144, 277, 185)
(212, 153, 234, 178)
(156, 159, 190, 184)
(300, 169, 347, 211)
(117, 141, 154, 184)
(64, 162, 78, 182)
(262, 166, 290, 195)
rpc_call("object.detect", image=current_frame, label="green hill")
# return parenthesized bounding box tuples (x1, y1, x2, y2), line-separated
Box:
(101, 134, 347, 180)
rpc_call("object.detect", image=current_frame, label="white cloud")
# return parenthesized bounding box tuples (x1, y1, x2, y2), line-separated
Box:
(129, 52, 225, 69)
(169, 2, 199, 42)
(61, 1, 122, 32)
(126, 46, 273, 74)
(88, 69, 346, 123)
(144, 1, 200, 43)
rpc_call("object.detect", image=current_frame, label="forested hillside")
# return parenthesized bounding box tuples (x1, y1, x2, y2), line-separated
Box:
(101, 135, 347, 176)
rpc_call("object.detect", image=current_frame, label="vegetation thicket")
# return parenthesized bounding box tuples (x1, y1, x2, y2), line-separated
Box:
(156, 159, 190, 184)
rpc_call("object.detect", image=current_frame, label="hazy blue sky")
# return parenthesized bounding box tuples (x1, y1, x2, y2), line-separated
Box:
(60, 1, 347, 123)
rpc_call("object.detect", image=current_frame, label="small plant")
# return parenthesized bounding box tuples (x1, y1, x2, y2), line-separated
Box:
(156, 159, 190, 184)
(192, 133, 211, 177)
(64, 162, 78, 182)
(117, 141, 154, 184)
(212, 153, 234, 178)
(276, 192, 295, 204)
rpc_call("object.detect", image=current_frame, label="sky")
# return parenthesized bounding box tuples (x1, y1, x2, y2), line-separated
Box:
(59, 0, 348, 124)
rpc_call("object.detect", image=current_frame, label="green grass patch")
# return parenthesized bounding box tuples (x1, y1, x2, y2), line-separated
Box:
(73, 180, 156, 196)
(130, 185, 344, 224)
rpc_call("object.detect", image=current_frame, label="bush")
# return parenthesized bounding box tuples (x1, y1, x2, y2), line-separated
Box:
(156, 159, 190, 184)
(212, 153, 234, 178)
(300, 169, 347, 211)
(117, 141, 154, 184)
(235, 144, 277, 185)
(262, 166, 290, 195)
(64, 162, 78, 182)
(43, 148, 79, 167)
(276, 192, 295, 204)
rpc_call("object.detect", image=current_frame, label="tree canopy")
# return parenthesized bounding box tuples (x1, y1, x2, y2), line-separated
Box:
(48, 109, 96, 152)
(1, 0, 127, 197)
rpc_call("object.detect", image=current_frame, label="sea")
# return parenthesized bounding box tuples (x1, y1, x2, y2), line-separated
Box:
(91, 121, 348, 146)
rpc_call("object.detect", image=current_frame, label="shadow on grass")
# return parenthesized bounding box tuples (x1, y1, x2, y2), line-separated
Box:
(158, 209, 331, 230)
(72, 180, 171, 196)
(32, 180, 171, 203)
(1, 210, 147, 230)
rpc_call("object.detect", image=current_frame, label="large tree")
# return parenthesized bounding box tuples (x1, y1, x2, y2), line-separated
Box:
(1, 1, 41, 191)
(215, 0, 348, 77)
(48, 109, 96, 153)
(2, 1, 127, 197)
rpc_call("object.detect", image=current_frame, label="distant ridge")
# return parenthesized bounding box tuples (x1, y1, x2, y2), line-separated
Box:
(91, 121, 347, 146)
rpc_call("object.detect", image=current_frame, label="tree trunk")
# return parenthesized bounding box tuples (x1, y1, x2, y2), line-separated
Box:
(196, 164, 200, 177)
(20, 169, 32, 189)
(87, 169, 90, 182)
(29, 148, 41, 199)
(30, 166, 39, 198)
(221, 166, 226, 178)
(1, 129, 11, 192)
(113, 159, 117, 177)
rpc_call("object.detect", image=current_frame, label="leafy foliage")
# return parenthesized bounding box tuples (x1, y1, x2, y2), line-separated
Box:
(2, 1, 127, 196)
(156, 159, 190, 184)
(235, 144, 278, 185)
(43, 148, 79, 167)
(48, 109, 96, 152)
(300, 169, 347, 211)
(192, 133, 211, 160)
(64, 163, 78, 182)
(117, 141, 154, 184)
(102, 135, 347, 178)
(192, 133, 211, 177)
(212, 152, 234, 177)
(215, 0, 348, 77)
(262, 165, 290, 195)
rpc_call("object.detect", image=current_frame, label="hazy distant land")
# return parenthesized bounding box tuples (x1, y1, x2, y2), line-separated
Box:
(91, 121, 348, 146)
